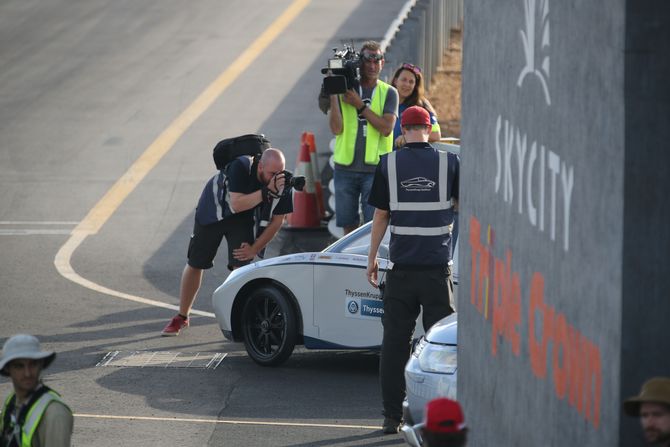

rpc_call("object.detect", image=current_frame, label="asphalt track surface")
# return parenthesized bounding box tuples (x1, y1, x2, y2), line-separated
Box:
(0, 0, 409, 445)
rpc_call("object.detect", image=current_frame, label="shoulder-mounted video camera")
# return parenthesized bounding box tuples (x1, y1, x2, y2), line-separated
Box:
(320, 44, 361, 95)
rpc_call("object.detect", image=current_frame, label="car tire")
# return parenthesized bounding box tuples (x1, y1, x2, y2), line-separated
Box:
(241, 286, 297, 366)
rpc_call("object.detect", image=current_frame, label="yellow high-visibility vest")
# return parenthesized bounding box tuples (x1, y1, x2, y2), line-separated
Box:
(1, 389, 70, 447)
(334, 80, 393, 166)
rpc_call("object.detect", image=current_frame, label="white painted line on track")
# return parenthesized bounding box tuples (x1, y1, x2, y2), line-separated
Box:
(0, 221, 79, 225)
(0, 229, 74, 236)
(74, 413, 378, 431)
(0, 221, 78, 236)
(55, 232, 215, 317)
(53, 0, 311, 317)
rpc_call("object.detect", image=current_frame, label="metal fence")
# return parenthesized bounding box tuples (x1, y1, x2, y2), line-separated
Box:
(381, 0, 463, 91)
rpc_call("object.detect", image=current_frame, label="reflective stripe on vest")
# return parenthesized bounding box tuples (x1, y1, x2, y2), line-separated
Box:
(334, 81, 393, 166)
(257, 197, 280, 230)
(1, 391, 69, 447)
(387, 150, 453, 236)
(389, 224, 453, 236)
(213, 171, 226, 218)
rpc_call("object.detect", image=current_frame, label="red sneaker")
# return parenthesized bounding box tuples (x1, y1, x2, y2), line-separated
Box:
(161, 315, 189, 336)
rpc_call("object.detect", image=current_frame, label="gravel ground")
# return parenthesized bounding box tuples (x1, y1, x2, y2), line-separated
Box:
(426, 27, 462, 139)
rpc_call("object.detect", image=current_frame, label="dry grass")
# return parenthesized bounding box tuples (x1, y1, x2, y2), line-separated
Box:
(426, 28, 462, 138)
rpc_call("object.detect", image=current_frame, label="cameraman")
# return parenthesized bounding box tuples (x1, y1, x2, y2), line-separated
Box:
(328, 41, 398, 234)
(161, 148, 293, 336)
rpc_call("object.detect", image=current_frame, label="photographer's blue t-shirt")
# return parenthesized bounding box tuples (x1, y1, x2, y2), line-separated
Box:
(194, 156, 292, 226)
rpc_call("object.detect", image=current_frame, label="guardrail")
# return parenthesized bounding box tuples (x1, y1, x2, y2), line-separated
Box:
(433, 137, 461, 155)
(381, 0, 463, 90)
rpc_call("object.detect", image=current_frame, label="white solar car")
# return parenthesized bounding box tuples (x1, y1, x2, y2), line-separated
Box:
(212, 220, 459, 367)
(212, 222, 391, 365)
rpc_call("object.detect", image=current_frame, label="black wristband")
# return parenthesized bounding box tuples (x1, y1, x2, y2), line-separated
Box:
(261, 185, 280, 202)
(357, 104, 367, 115)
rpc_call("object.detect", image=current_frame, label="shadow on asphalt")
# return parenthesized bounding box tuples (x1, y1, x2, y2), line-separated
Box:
(35, 336, 376, 416)
(82, 348, 383, 420)
(284, 432, 404, 447)
(32, 306, 226, 376)
(141, 212, 336, 306)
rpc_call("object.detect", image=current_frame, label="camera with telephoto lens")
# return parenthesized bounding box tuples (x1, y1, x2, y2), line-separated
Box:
(320, 44, 361, 95)
(279, 170, 305, 195)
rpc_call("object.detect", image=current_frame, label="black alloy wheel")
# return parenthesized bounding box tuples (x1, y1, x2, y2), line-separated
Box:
(241, 286, 297, 366)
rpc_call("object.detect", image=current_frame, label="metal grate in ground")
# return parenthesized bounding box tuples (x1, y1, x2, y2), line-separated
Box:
(96, 351, 226, 369)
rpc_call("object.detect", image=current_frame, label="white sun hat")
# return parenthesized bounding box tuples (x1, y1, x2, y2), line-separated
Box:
(0, 334, 56, 376)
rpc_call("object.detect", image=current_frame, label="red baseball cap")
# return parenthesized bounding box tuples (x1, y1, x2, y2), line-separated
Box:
(401, 105, 431, 127)
(424, 398, 466, 434)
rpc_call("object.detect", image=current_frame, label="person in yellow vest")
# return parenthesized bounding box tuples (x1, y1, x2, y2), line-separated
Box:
(328, 40, 398, 234)
(0, 334, 73, 447)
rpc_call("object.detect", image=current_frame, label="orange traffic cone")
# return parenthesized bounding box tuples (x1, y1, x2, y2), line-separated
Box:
(304, 132, 326, 220)
(286, 138, 320, 228)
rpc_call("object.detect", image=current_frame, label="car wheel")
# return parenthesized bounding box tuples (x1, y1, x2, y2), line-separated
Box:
(241, 286, 297, 366)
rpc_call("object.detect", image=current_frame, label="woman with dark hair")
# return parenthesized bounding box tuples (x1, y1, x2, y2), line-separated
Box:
(391, 63, 442, 148)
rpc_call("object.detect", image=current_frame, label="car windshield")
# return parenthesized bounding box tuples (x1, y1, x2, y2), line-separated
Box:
(323, 222, 390, 257)
(322, 220, 459, 284)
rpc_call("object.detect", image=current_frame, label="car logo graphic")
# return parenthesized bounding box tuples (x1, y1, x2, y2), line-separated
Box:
(518, 0, 551, 106)
(347, 300, 359, 314)
(400, 177, 436, 189)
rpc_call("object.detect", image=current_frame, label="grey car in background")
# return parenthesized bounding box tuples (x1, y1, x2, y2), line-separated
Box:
(401, 313, 458, 446)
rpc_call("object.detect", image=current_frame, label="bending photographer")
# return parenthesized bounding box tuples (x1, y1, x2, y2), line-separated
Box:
(161, 148, 293, 336)
(328, 40, 398, 234)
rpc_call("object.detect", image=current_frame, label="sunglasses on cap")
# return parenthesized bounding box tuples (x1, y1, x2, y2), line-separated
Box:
(402, 63, 421, 74)
(362, 52, 384, 62)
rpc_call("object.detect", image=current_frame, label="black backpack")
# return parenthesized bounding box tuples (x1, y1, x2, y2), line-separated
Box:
(212, 134, 271, 170)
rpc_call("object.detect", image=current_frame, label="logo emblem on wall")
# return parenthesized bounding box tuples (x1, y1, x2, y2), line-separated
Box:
(347, 300, 359, 314)
(518, 0, 551, 106)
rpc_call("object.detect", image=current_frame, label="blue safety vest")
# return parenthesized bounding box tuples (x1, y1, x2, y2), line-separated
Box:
(383, 147, 456, 265)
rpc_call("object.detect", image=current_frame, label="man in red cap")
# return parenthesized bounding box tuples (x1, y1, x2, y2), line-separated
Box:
(624, 377, 670, 446)
(367, 105, 459, 434)
(422, 398, 468, 446)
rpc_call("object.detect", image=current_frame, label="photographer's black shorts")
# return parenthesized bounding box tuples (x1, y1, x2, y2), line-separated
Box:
(187, 215, 254, 271)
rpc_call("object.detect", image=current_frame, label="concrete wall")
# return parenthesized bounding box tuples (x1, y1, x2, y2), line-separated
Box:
(459, 0, 634, 445)
(619, 1, 670, 446)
